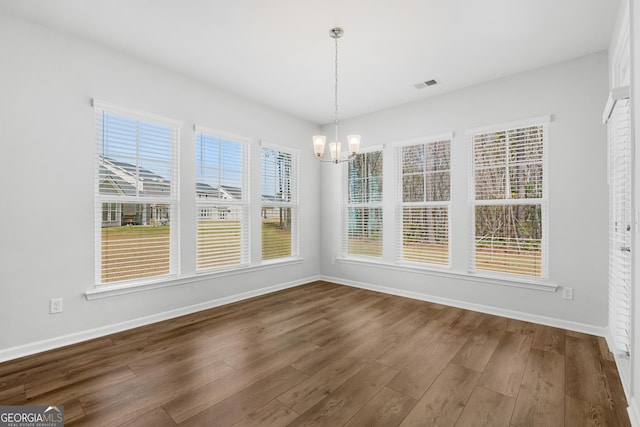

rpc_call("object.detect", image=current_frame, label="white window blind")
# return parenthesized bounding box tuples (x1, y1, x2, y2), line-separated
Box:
(399, 139, 451, 266)
(343, 150, 383, 257)
(607, 96, 632, 354)
(94, 101, 180, 285)
(196, 129, 249, 270)
(261, 144, 298, 260)
(470, 119, 548, 278)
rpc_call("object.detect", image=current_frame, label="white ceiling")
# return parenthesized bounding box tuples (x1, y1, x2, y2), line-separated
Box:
(1, 0, 620, 125)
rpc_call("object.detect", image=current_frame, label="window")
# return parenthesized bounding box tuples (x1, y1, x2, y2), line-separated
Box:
(344, 150, 383, 257)
(398, 137, 451, 266)
(195, 129, 249, 271)
(261, 144, 298, 260)
(94, 101, 180, 285)
(470, 118, 548, 278)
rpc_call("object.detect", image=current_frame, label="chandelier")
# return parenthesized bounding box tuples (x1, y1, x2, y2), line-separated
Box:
(312, 27, 361, 163)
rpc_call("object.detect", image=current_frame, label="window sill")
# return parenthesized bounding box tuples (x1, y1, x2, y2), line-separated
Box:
(335, 257, 557, 293)
(85, 257, 304, 300)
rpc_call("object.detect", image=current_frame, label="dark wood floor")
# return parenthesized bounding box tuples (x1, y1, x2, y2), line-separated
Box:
(0, 281, 631, 426)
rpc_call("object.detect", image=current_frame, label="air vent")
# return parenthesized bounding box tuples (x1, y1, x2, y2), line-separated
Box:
(414, 79, 438, 89)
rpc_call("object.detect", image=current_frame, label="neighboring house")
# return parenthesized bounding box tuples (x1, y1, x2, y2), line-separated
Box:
(99, 157, 171, 227)
(196, 183, 243, 220)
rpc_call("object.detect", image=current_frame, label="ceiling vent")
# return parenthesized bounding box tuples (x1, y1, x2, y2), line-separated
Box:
(414, 79, 438, 89)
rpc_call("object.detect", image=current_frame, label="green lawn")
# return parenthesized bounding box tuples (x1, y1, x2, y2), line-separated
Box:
(101, 220, 293, 283)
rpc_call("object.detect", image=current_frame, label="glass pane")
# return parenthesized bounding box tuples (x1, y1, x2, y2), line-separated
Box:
(196, 134, 244, 200)
(348, 178, 368, 204)
(348, 151, 383, 203)
(402, 206, 449, 265)
(475, 204, 542, 277)
(197, 205, 244, 269)
(262, 207, 292, 259)
(425, 171, 450, 201)
(348, 207, 382, 257)
(403, 174, 424, 202)
(403, 145, 424, 174)
(101, 203, 171, 283)
(425, 140, 450, 171)
(475, 166, 506, 200)
(368, 177, 383, 203)
(261, 148, 293, 203)
(509, 163, 542, 199)
(474, 131, 506, 168)
(508, 126, 544, 164)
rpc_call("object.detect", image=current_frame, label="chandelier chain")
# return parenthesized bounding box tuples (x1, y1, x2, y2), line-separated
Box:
(334, 33, 339, 141)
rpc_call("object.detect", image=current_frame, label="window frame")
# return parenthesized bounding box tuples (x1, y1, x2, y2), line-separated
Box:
(93, 100, 181, 287)
(195, 126, 250, 272)
(468, 116, 550, 280)
(342, 146, 384, 259)
(396, 134, 452, 268)
(260, 141, 300, 262)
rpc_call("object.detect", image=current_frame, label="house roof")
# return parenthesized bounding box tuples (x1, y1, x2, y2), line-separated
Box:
(100, 158, 257, 201)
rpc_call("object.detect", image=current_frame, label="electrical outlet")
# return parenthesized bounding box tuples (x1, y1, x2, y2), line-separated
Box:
(562, 287, 574, 300)
(50, 298, 63, 314)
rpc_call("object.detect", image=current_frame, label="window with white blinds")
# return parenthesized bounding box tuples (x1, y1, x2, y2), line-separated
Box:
(343, 150, 383, 257)
(399, 138, 451, 266)
(94, 101, 180, 285)
(607, 96, 632, 354)
(196, 129, 249, 271)
(470, 118, 548, 278)
(261, 144, 298, 261)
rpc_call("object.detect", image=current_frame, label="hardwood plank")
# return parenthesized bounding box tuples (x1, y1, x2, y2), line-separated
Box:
(277, 356, 364, 414)
(344, 386, 416, 427)
(506, 319, 538, 336)
(23, 365, 137, 406)
(451, 320, 504, 372)
(376, 320, 447, 370)
(511, 349, 564, 427)
(566, 335, 614, 404)
(178, 365, 307, 427)
(454, 386, 515, 427)
(399, 363, 480, 427)
(387, 324, 471, 400)
(231, 399, 299, 427)
(121, 407, 176, 427)
(78, 359, 234, 414)
(565, 395, 631, 427)
(478, 331, 533, 397)
(291, 321, 382, 375)
(532, 324, 566, 355)
(163, 339, 317, 423)
(288, 362, 398, 427)
(0, 385, 25, 405)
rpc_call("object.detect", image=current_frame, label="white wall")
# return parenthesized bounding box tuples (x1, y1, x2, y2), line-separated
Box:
(320, 52, 610, 330)
(0, 13, 321, 356)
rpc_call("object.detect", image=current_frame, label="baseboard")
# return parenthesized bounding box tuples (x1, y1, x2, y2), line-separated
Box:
(321, 275, 606, 337)
(629, 398, 640, 427)
(0, 275, 322, 363)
